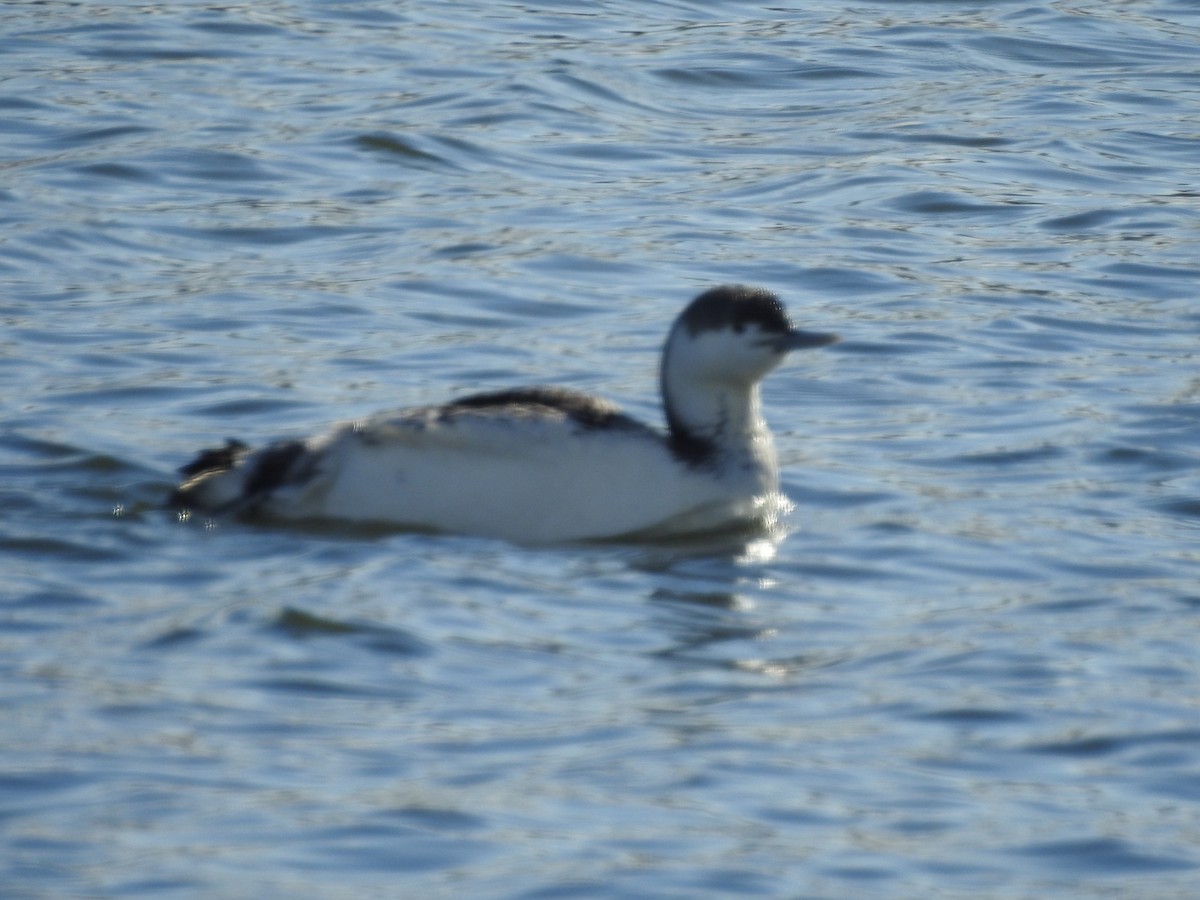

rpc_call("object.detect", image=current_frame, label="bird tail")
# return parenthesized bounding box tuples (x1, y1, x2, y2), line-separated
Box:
(171, 438, 312, 515)
(170, 439, 252, 512)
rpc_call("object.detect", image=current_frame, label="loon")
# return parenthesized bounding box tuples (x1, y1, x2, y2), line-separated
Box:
(172, 285, 837, 543)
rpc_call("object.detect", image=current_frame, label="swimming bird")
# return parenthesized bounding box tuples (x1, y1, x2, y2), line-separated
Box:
(172, 285, 837, 543)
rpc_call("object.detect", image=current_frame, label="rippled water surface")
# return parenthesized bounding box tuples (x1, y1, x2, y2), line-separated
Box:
(4, 1, 1200, 896)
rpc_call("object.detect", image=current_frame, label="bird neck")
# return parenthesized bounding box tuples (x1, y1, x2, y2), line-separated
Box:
(661, 371, 776, 476)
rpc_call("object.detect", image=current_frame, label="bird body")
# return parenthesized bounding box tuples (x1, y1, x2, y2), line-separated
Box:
(173, 286, 836, 543)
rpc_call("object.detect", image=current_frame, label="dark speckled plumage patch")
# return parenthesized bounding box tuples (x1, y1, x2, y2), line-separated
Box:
(445, 386, 651, 433)
(241, 440, 312, 497)
(441, 386, 717, 466)
(177, 438, 247, 479)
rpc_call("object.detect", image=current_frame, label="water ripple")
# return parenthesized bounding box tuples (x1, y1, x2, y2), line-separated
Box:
(3, 1, 1200, 897)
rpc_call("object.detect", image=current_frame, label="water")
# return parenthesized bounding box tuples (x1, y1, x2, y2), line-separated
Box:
(3, 1, 1200, 896)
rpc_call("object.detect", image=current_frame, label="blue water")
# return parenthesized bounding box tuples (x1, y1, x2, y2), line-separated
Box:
(4, 1, 1200, 896)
